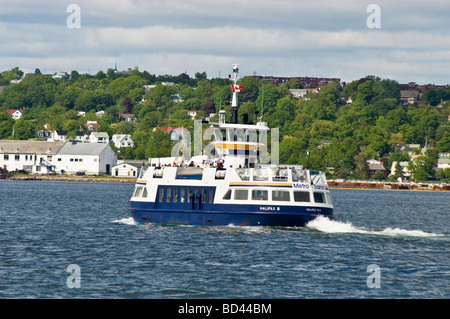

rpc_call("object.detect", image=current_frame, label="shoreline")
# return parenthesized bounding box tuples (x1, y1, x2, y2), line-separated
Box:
(2, 174, 136, 183)
(2, 174, 449, 191)
(327, 180, 450, 192)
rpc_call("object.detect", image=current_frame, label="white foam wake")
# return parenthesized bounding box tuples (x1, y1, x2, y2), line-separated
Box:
(111, 217, 136, 225)
(306, 216, 444, 238)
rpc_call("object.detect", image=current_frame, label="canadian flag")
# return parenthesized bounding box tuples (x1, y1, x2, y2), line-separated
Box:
(231, 84, 242, 93)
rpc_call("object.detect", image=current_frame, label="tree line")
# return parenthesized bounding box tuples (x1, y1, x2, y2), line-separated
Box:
(0, 67, 449, 181)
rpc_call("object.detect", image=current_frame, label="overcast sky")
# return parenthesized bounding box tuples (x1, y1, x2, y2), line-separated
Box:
(0, 0, 449, 84)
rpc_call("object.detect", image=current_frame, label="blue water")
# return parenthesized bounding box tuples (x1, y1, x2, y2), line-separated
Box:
(0, 180, 449, 299)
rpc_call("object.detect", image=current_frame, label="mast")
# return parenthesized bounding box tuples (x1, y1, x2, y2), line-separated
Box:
(230, 64, 240, 124)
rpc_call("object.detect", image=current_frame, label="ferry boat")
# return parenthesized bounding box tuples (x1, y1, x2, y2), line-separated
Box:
(129, 64, 333, 227)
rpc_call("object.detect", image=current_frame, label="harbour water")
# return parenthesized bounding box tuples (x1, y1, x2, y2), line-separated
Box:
(0, 180, 449, 299)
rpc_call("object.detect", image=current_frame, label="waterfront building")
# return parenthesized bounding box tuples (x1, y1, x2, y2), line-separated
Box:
(111, 162, 143, 177)
(0, 140, 117, 175)
(0, 140, 65, 173)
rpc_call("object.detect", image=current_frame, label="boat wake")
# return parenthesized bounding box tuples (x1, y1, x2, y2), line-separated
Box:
(111, 216, 446, 239)
(111, 217, 136, 226)
(306, 216, 445, 238)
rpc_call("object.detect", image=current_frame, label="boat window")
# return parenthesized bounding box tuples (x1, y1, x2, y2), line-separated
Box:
(310, 170, 326, 185)
(134, 186, 143, 198)
(167, 187, 172, 202)
(296, 169, 308, 182)
(159, 188, 164, 202)
(194, 189, 199, 203)
(209, 189, 215, 203)
(236, 168, 251, 181)
(326, 192, 332, 205)
(293, 191, 310, 202)
(180, 188, 185, 203)
(173, 188, 178, 203)
(252, 190, 268, 201)
(142, 187, 148, 198)
(272, 169, 288, 181)
(234, 189, 248, 200)
(272, 190, 290, 201)
(188, 188, 192, 203)
(313, 192, 325, 203)
(202, 189, 206, 203)
(223, 189, 231, 200)
(138, 166, 148, 178)
(253, 168, 268, 181)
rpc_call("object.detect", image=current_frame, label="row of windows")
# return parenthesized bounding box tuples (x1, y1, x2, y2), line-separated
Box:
(134, 186, 149, 198)
(133, 186, 216, 204)
(2, 155, 95, 162)
(3, 155, 48, 161)
(223, 189, 332, 204)
(157, 187, 216, 204)
(133, 186, 331, 205)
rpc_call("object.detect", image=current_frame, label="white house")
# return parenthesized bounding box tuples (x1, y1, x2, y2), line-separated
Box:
(95, 110, 105, 118)
(289, 89, 309, 98)
(89, 132, 109, 144)
(85, 121, 99, 132)
(48, 130, 68, 142)
(0, 140, 65, 173)
(0, 140, 117, 175)
(74, 131, 89, 143)
(153, 127, 184, 141)
(389, 161, 411, 180)
(111, 134, 135, 148)
(367, 159, 385, 175)
(7, 109, 23, 120)
(187, 110, 198, 119)
(111, 162, 143, 177)
(56, 142, 117, 175)
(437, 153, 450, 170)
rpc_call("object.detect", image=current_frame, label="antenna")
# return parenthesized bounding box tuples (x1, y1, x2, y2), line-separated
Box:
(258, 89, 264, 122)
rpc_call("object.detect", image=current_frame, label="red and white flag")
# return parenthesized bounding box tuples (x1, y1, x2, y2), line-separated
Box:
(231, 84, 242, 93)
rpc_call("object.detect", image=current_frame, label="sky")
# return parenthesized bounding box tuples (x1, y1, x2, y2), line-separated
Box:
(0, 0, 449, 85)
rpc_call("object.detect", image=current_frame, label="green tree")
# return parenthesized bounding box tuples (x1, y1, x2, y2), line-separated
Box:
(356, 80, 374, 103)
(0, 113, 14, 139)
(372, 171, 386, 180)
(436, 131, 450, 152)
(393, 161, 405, 180)
(409, 156, 436, 181)
(237, 76, 260, 103)
(354, 154, 370, 179)
(13, 119, 37, 140)
(195, 71, 207, 81)
(436, 168, 450, 182)
(279, 136, 306, 164)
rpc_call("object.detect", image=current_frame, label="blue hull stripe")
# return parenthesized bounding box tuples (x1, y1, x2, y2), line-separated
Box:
(129, 201, 333, 227)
